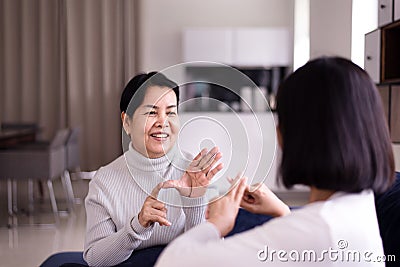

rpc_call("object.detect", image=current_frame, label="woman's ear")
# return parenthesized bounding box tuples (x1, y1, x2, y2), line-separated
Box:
(121, 112, 130, 136)
(276, 125, 283, 149)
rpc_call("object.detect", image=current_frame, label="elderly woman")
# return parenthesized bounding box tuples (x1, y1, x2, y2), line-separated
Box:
(84, 72, 222, 267)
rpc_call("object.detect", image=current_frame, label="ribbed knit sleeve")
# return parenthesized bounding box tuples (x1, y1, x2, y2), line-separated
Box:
(83, 173, 155, 267)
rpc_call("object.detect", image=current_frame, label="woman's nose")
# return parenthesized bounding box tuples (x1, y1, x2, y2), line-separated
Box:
(155, 113, 168, 128)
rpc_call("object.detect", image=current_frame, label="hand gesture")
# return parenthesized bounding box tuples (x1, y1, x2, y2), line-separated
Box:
(239, 182, 290, 217)
(138, 183, 171, 228)
(206, 175, 247, 237)
(163, 147, 223, 198)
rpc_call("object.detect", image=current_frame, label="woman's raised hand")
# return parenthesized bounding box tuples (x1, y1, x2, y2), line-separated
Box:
(163, 147, 223, 198)
(138, 183, 171, 228)
(206, 176, 248, 237)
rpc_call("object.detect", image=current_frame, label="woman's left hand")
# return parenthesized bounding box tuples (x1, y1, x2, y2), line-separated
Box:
(163, 147, 223, 198)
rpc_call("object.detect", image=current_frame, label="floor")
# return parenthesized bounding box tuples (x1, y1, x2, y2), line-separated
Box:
(0, 179, 89, 267)
(0, 178, 308, 267)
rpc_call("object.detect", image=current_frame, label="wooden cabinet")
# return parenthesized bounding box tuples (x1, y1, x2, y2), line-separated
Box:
(365, 2, 400, 144)
(377, 85, 390, 122)
(377, 85, 400, 142)
(365, 21, 400, 84)
(378, 82, 400, 145)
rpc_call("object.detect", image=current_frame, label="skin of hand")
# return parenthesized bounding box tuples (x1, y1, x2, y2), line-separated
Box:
(138, 182, 171, 228)
(162, 147, 223, 198)
(240, 182, 290, 217)
(206, 177, 248, 237)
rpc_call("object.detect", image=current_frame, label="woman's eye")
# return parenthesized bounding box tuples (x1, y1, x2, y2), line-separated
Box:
(145, 111, 157, 116)
(167, 111, 176, 116)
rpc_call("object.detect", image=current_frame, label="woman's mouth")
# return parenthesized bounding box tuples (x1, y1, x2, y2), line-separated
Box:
(150, 132, 169, 140)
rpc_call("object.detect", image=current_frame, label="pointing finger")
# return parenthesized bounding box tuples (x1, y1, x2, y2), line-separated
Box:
(234, 177, 248, 201)
(151, 182, 164, 199)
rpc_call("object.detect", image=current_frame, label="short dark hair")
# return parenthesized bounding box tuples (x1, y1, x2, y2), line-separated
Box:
(276, 57, 394, 193)
(120, 72, 179, 117)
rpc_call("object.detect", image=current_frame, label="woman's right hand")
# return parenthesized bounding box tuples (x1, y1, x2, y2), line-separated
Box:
(239, 182, 290, 217)
(206, 177, 248, 237)
(138, 183, 171, 228)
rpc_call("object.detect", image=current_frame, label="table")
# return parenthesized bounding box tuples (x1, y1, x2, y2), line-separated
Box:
(0, 128, 38, 149)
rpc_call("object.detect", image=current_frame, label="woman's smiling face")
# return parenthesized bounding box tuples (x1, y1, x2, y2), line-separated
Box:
(124, 86, 179, 158)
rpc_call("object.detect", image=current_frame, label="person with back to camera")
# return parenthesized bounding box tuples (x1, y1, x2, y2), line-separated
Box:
(83, 72, 223, 267)
(155, 57, 395, 266)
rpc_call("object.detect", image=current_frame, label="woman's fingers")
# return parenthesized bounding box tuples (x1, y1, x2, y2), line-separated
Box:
(143, 193, 167, 214)
(190, 148, 207, 168)
(242, 191, 256, 203)
(147, 203, 170, 226)
(197, 147, 219, 170)
(227, 172, 243, 186)
(205, 163, 223, 180)
(140, 197, 171, 227)
(225, 176, 247, 200)
(149, 199, 165, 210)
(202, 152, 222, 175)
(161, 180, 180, 189)
(189, 162, 223, 189)
(151, 182, 164, 199)
(162, 180, 191, 197)
(206, 179, 246, 237)
(233, 177, 248, 201)
(154, 216, 172, 226)
(150, 208, 168, 219)
(145, 212, 171, 226)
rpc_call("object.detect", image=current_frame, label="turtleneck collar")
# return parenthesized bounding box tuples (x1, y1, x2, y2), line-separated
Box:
(124, 142, 181, 172)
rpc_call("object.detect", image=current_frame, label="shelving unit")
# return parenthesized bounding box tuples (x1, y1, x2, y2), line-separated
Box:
(382, 20, 400, 83)
(365, 1, 400, 141)
(365, 0, 400, 171)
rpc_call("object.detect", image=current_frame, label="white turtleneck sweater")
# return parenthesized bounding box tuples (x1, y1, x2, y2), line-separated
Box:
(84, 144, 210, 267)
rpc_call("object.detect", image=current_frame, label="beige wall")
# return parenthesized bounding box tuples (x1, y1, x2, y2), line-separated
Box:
(138, 0, 295, 72)
(310, 0, 353, 59)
